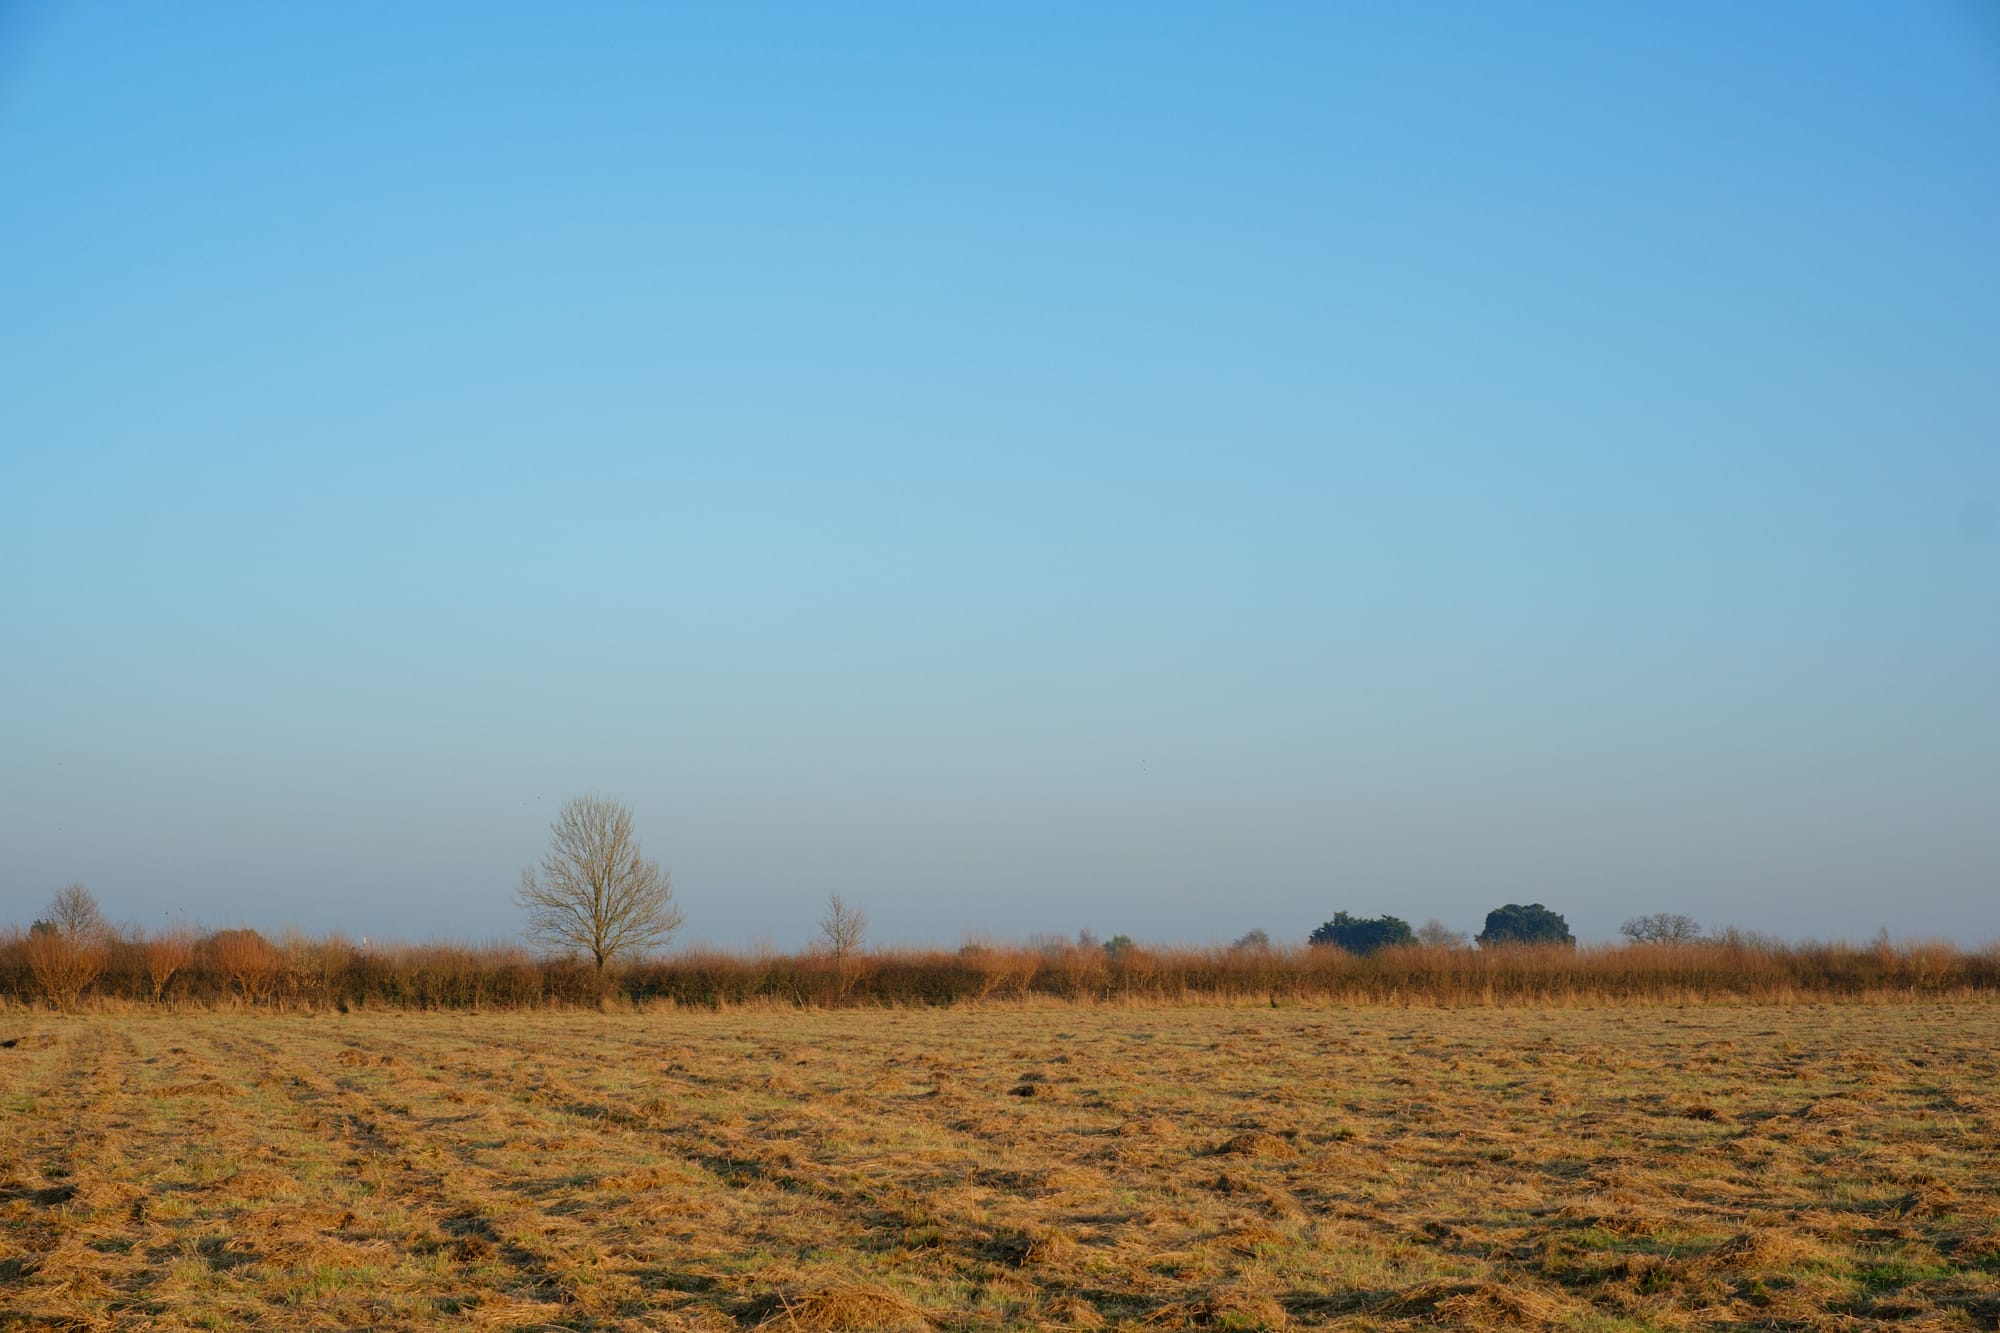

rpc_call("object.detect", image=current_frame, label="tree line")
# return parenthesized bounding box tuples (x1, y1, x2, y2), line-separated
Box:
(7, 795, 1993, 1010)
(7, 883, 1994, 1013)
(500, 797, 1717, 969)
(1305, 907, 1769, 955)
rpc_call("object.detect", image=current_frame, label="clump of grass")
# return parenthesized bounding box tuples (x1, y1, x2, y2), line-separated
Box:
(1211, 1131, 1296, 1159)
(1145, 1286, 1290, 1328)
(1699, 1228, 1839, 1274)
(987, 1225, 1074, 1268)
(751, 1283, 930, 1330)
(1431, 1280, 1578, 1326)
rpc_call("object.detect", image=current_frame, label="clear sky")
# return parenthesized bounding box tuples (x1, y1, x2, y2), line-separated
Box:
(3, 3, 1997, 949)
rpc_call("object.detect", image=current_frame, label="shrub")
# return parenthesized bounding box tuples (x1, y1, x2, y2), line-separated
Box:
(24, 885, 110, 1009)
(1048, 941, 1108, 1000)
(145, 924, 197, 1002)
(207, 928, 280, 1004)
(959, 940, 1037, 1000)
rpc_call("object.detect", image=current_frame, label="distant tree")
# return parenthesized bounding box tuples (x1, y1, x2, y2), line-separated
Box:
(1076, 929, 1101, 953)
(1103, 934, 1136, 959)
(1476, 903, 1574, 948)
(24, 884, 109, 1009)
(1230, 928, 1272, 952)
(1416, 918, 1468, 949)
(1308, 911, 1415, 956)
(516, 795, 684, 973)
(45, 883, 106, 940)
(818, 893, 867, 962)
(1620, 912, 1702, 945)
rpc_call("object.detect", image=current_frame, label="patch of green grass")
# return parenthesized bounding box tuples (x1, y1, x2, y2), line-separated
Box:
(1853, 1259, 1957, 1290)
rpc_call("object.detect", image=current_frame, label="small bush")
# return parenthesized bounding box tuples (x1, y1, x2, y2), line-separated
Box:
(24, 885, 110, 1009)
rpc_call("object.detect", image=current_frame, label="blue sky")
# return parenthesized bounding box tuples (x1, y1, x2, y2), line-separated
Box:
(3, 2, 1997, 947)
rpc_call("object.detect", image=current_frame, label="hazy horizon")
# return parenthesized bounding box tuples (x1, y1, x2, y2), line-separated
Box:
(4, 3, 1997, 950)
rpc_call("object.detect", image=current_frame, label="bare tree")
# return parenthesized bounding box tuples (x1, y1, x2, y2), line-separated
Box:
(41, 883, 107, 939)
(517, 795, 684, 973)
(1620, 912, 1703, 945)
(1417, 918, 1469, 949)
(818, 893, 866, 962)
(25, 884, 110, 1009)
(815, 893, 868, 998)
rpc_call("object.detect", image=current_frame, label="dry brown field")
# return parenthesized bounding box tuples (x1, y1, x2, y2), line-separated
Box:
(3, 1002, 1997, 1331)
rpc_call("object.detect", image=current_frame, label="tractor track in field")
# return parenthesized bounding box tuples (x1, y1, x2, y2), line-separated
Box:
(5, 1004, 1998, 1332)
(192, 1023, 599, 1319)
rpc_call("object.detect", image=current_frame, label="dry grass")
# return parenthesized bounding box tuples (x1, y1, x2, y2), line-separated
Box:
(2, 1002, 1997, 1329)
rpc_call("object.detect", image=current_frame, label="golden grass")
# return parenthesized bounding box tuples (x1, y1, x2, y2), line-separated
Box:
(1, 1002, 1997, 1329)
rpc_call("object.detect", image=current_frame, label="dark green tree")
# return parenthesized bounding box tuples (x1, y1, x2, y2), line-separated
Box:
(1308, 911, 1415, 956)
(1476, 903, 1575, 948)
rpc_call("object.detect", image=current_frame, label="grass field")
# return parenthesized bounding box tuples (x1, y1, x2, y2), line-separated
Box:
(3, 1003, 1997, 1331)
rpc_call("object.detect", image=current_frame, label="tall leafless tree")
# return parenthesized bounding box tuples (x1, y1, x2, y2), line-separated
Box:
(517, 795, 684, 972)
(817, 892, 868, 997)
(818, 892, 866, 962)
(41, 883, 107, 940)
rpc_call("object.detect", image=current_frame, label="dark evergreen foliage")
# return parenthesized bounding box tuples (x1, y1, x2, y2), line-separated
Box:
(1476, 902, 1575, 948)
(1308, 911, 1416, 955)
